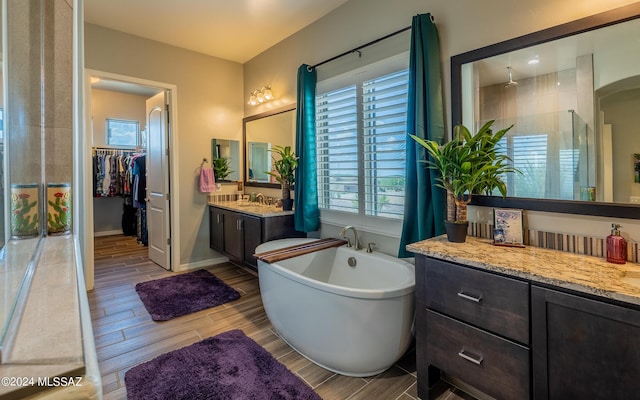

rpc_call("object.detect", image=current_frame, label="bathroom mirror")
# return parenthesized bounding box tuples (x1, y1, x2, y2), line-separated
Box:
(452, 2, 640, 219)
(211, 138, 240, 182)
(243, 104, 296, 188)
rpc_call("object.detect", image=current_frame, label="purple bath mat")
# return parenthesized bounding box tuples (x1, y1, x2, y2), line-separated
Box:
(135, 269, 240, 321)
(125, 329, 321, 400)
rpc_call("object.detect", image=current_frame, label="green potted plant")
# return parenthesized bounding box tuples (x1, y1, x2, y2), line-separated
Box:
(411, 120, 517, 242)
(212, 157, 233, 181)
(266, 145, 298, 211)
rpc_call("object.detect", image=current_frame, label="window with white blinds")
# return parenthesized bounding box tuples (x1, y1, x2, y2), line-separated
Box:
(496, 133, 580, 200)
(316, 85, 359, 214)
(511, 134, 548, 198)
(362, 70, 408, 218)
(316, 59, 408, 221)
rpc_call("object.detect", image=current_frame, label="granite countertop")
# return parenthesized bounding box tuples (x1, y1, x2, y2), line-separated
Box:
(209, 201, 294, 217)
(407, 235, 640, 306)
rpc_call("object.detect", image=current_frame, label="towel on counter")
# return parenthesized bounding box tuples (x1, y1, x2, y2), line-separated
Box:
(199, 166, 216, 193)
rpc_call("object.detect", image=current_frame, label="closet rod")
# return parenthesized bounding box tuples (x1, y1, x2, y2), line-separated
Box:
(308, 22, 419, 71)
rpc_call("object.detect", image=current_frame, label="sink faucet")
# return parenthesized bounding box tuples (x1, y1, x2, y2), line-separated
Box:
(255, 193, 264, 204)
(339, 225, 361, 250)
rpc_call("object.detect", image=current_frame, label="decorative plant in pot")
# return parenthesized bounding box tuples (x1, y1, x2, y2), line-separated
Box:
(266, 145, 298, 211)
(212, 157, 233, 181)
(411, 120, 518, 242)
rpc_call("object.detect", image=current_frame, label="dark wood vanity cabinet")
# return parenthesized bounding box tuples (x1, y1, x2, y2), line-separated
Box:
(531, 286, 640, 400)
(416, 256, 530, 400)
(416, 255, 640, 400)
(208, 205, 304, 271)
(209, 207, 225, 252)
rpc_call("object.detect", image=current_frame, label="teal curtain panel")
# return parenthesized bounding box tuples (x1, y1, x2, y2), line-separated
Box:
(398, 13, 446, 258)
(294, 64, 320, 232)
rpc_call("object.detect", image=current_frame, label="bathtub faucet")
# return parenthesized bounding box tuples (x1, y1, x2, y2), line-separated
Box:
(339, 226, 361, 250)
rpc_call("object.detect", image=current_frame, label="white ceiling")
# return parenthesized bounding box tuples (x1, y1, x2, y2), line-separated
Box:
(84, 0, 350, 64)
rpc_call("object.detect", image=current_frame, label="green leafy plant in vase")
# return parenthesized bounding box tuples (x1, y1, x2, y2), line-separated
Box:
(411, 120, 518, 242)
(212, 157, 233, 181)
(266, 145, 298, 211)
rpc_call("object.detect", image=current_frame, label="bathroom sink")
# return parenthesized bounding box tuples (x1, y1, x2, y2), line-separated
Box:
(620, 268, 640, 288)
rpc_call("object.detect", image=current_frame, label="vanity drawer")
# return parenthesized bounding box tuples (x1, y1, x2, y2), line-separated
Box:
(425, 258, 529, 344)
(427, 310, 530, 400)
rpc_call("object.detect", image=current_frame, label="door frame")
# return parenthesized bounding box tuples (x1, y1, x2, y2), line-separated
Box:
(83, 69, 180, 288)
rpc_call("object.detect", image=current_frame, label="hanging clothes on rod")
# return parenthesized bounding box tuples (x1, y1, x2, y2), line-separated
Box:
(128, 150, 147, 245)
(92, 147, 137, 198)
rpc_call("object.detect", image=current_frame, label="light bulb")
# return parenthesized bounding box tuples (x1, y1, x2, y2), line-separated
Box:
(263, 87, 273, 101)
(257, 91, 265, 103)
(248, 94, 258, 105)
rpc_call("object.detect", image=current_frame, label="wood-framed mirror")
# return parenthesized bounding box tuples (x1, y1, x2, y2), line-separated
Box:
(451, 2, 640, 219)
(243, 104, 296, 189)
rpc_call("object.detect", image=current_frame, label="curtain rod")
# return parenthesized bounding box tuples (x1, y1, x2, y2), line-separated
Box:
(307, 14, 434, 71)
(308, 26, 410, 71)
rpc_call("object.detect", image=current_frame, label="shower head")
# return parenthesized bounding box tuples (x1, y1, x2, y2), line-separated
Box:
(505, 66, 518, 87)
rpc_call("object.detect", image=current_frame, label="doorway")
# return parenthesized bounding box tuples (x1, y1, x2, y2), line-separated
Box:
(84, 70, 178, 283)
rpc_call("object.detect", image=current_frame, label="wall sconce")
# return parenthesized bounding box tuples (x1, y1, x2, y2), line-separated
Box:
(248, 85, 274, 106)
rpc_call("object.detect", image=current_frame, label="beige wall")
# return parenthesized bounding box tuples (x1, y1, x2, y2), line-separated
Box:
(244, 0, 640, 253)
(85, 24, 244, 266)
(601, 88, 640, 203)
(90, 88, 147, 146)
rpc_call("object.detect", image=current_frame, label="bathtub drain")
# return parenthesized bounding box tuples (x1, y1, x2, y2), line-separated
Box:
(347, 257, 357, 267)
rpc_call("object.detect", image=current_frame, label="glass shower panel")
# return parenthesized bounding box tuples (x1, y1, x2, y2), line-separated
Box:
(571, 111, 593, 200)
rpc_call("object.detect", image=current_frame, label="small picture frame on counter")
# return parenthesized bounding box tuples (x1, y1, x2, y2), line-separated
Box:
(493, 208, 525, 247)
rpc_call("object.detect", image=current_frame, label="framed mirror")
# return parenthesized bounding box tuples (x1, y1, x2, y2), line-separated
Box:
(243, 104, 296, 188)
(451, 2, 640, 219)
(211, 138, 240, 182)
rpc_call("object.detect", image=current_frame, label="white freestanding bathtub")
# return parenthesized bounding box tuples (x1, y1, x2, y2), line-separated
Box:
(256, 238, 415, 377)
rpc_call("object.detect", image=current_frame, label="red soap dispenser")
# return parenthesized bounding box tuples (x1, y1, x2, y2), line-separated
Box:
(606, 223, 627, 264)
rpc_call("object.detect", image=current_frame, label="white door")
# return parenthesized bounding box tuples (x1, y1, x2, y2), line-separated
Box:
(146, 91, 171, 270)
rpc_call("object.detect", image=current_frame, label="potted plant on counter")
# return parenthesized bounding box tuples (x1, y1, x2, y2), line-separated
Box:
(266, 145, 298, 211)
(411, 120, 517, 242)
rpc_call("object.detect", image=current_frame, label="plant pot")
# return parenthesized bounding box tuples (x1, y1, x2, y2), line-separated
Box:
(444, 220, 468, 243)
(282, 198, 293, 211)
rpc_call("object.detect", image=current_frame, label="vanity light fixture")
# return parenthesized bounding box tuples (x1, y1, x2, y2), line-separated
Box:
(248, 85, 274, 106)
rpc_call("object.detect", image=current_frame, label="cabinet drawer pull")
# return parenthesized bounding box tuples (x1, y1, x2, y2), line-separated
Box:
(458, 349, 484, 365)
(457, 291, 482, 303)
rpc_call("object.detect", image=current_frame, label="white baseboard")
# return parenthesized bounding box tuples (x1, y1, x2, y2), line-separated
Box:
(175, 256, 229, 272)
(94, 230, 124, 237)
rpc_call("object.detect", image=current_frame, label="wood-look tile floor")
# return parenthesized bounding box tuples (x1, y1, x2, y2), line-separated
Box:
(90, 235, 473, 400)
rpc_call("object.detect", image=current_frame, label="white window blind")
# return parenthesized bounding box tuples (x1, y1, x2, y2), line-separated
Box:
(316, 60, 408, 221)
(316, 85, 359, 213)
(497, 134, 548, 198)
(363, 70, 408, 218)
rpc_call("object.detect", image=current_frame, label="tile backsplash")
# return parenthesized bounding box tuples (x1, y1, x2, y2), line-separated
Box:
(468, 222, 639, 263)
(208, 193, 240, 203)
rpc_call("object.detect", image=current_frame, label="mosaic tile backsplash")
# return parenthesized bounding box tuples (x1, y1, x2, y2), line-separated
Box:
(468, 222, 640, 263)
(208, 193, 240, 203)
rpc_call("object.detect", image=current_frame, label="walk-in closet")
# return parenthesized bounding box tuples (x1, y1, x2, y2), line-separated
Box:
(90, 79, 163, 253)
(92, 147, 148, 244)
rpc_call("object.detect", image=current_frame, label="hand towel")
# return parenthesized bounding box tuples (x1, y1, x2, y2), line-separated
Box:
(199, 166, 216, 193)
